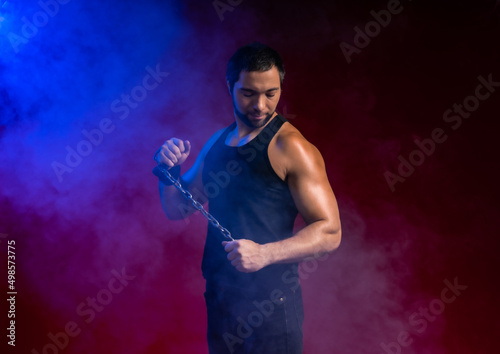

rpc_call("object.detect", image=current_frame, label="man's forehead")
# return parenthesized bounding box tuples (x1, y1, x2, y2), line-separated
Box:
(235, 67, 280, 88)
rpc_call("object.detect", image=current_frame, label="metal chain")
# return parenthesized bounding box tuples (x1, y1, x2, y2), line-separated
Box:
(157, 165, 235, 241)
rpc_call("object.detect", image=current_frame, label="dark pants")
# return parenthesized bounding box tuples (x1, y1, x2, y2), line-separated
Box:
(204, 282, 304, 354)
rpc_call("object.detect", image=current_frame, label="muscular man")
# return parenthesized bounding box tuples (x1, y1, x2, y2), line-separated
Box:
(153, 42, 341, 353)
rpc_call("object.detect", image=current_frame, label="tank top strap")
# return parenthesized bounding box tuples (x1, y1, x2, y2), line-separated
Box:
(215, 122, 236, 146)
(247, 114, 287, 149)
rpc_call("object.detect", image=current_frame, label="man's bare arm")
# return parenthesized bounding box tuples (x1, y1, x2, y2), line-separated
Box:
(156, 129, 225, 220)
(223, 130, 341, 272)
(266, 132, 341, 262)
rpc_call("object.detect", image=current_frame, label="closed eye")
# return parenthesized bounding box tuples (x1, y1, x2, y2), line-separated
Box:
(240, 88, 279, 98)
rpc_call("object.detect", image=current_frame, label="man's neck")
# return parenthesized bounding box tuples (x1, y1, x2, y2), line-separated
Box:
(227, 112, 277, 147)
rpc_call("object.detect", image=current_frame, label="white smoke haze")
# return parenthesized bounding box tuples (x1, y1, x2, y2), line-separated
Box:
(0, 0, 497, 353)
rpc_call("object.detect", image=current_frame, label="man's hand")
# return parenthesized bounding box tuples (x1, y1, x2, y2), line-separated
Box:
(222, 240, 271, 273)
(154, 138, 191, 168)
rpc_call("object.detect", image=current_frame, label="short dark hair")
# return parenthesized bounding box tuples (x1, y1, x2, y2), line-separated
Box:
(226, 42, 285, 92)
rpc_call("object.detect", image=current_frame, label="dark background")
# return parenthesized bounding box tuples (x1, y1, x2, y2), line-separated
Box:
(1, 0, 499, 353)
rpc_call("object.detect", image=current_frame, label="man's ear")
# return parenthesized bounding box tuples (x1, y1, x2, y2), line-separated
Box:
(227, 80, 232, 96)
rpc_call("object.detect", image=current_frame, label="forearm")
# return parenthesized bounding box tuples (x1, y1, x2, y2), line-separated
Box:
(263, 220, 341, 265)
(223, 220, 341, 273)
(154, 164, 203, 219)
(159, 181, 198, 220)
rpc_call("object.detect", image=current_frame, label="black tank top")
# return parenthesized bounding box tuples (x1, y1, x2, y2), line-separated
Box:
(202, 114, 299, 294)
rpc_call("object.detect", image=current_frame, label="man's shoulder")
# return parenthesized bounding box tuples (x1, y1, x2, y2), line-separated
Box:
(272, 121, 324, 176)
(275, 121, 314, 154)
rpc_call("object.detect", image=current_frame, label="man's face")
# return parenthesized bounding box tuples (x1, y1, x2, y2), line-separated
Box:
(229, 66, 281, 129)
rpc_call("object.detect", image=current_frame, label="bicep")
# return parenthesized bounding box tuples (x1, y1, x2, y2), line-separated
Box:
(287, 143, 340, 228)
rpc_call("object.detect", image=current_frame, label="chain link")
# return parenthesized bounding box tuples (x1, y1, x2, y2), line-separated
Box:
(157, 166, 235, 241)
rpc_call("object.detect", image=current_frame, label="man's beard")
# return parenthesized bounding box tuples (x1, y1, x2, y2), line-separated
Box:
(234, 107, 274, 128)
(233, 101, 274, 128)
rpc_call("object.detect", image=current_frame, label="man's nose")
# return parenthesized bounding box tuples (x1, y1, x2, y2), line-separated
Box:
(254, 95, 266, 112)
